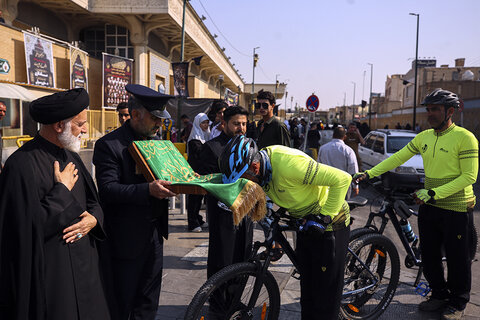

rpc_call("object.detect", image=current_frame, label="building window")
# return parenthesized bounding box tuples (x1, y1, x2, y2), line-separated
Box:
(105, 24, 134, 59)
(80, 25, 133, 59)
(80, 27, 105, 59)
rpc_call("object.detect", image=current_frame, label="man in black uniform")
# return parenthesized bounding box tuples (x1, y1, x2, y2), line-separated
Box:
(196, 106, 252, 278)
(0, 88, 110, 320)
(93, 84, 176, 320)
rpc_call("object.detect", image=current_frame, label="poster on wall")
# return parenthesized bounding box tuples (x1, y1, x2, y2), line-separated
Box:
(224, 88, 239, 106)
(70, 47, 88, 91)
(172, 62, 189, 97)
(102, 53, 133, 108)
(23, 32, 55, 88)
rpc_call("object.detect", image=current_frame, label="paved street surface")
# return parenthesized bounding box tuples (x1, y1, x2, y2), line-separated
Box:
(157, 182, 480, 319)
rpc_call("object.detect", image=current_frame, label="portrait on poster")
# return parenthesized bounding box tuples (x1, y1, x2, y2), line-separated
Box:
(103, 53, 133, 108)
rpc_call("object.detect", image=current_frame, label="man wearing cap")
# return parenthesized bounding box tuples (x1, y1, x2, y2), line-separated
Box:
(0, 88, 111, 319)
(93, 84, 176, 320)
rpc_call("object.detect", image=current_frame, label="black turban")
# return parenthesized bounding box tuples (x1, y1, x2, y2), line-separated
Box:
(29, 88, 89, 124)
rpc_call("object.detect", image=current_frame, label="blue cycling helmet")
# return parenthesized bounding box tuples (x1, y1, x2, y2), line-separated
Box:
(219, 135, 258, 184)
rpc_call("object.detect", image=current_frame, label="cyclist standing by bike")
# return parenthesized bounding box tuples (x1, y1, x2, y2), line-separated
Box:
(219, 135, 352, 320)
(355, 88, 478, 320)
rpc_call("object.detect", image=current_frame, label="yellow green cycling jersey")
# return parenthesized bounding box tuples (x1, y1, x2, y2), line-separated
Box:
(263, 145, 351, 231)
(367, 123, 478, 212)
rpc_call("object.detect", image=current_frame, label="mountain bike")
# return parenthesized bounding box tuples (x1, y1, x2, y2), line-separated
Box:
(184, 199, 400, 320)
(346, 184, 477, 299)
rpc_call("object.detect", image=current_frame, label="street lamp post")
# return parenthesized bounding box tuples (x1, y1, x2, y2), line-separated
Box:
(274, 74, 280, 98)
(218, 75, 224, 99)
(410, 13, 420, 128)
(368, 63, 373, 128)
(251, 47, 260, 109)
(274, 74, 280, 116)
(180, 0, 187, 62)
(362, 70, 366, 117)
(351, 81, 356, 122)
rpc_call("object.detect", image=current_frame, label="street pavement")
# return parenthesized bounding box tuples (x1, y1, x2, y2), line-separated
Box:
(157, 182, 480, 319)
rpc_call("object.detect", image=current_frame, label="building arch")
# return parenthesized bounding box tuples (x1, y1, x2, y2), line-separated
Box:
(16, 2, 68, 40)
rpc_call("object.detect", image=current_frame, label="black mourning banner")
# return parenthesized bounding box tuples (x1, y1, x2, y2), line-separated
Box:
(224, 88, 239, 106)
(23, 33, 55, 88)
(70, 47, 88, 90)
(103, 53, 133, 108)
(172, 62, 189, 97)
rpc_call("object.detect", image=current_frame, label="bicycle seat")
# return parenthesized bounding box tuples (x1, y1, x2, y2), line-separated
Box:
(347, 196, 368, 208)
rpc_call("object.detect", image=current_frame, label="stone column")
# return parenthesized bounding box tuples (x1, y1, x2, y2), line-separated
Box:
(1, 0, 19, 25)
(125, 15, 148, 86)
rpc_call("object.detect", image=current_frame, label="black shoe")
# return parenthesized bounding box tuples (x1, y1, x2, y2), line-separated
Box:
(441, 305, 464, 320)
(418, 297, 447, 312)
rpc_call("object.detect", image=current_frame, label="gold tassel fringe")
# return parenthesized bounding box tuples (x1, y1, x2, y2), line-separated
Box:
(230, 181, 267, 225)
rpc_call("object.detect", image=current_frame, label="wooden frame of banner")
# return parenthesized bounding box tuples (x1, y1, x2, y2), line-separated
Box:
(128, 142, 207, 195)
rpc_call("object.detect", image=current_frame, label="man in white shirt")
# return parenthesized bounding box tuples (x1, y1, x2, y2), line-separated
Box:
(318, 126, 359, 199)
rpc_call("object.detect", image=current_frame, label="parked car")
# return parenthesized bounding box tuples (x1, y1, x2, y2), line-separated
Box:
(358, 129, 425, 189)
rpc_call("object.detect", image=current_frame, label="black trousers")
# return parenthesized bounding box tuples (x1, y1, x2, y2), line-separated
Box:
(187, 194, 205, 230)
(112, 228, 164, 320)
(418, 204, 473, 310)
(206, 195, 254, 278)
(296, 226, 350, 320)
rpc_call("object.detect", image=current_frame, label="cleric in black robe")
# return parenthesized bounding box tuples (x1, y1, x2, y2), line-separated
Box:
(0, 88, 110, 320)
(196, 106, 254, 279)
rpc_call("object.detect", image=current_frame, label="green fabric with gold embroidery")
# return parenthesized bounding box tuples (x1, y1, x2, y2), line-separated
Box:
(133, 140, 265, 222)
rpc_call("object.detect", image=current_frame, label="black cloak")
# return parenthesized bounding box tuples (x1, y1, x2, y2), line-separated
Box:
(0, 134, 110, 320)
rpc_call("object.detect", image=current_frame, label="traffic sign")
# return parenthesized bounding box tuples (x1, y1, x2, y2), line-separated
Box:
(306, 94, 319, 112)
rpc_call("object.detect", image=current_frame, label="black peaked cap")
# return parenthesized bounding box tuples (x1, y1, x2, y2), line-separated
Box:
(125, 84, 174, 119)
(30, 88, 89, 124)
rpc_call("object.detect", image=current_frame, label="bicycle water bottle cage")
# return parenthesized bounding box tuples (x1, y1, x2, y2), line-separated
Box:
(415, 282, 431, 297)
(394, 200, 414, 219)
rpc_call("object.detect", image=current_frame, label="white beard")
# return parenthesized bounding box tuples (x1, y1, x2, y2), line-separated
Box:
(58, 121, 82, 153)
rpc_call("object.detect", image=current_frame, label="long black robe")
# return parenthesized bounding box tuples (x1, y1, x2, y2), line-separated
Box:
(0, 134, 110, 320)
(197, 132, 254, 278)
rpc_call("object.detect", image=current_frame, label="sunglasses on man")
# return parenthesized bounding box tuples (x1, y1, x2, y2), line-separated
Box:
(255, 102, 270, 109)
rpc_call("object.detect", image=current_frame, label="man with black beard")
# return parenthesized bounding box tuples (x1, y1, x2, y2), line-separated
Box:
(93, 84, 176, 320)
(196, 106, 252, 280)
(0, 88, 110, 320)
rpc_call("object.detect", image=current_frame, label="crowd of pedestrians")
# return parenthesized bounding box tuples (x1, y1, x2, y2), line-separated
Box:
(0, 86, 477, 320)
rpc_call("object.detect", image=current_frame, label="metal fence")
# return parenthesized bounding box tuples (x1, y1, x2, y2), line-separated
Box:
(87, 109, 119, 140)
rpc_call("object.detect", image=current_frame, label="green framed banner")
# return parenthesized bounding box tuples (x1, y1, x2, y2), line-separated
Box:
(129, 140, 266, 224)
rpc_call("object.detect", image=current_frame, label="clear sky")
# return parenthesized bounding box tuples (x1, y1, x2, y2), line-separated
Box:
(190, 0, 480, 111)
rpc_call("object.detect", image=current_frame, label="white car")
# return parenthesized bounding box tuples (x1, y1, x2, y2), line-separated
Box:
(358, 129, 425, 189)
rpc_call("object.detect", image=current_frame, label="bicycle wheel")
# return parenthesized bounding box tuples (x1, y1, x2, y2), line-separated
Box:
(349, 227, 378, 243)
(341, 233, 400, 320)
(184, 262, 280, 320)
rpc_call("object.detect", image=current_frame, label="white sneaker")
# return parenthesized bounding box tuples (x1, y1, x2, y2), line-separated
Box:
(201, 222, 209, 228)
(191, 226, 202, 233)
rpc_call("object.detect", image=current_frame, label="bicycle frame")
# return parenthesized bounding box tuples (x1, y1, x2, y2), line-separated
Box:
(364, 195, 424, 286)
(246, 208, 380, 309)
